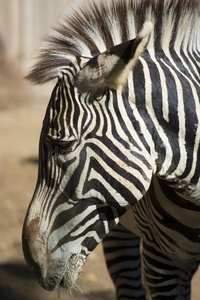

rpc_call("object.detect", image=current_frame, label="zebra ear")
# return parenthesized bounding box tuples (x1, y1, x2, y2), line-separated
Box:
(74, 21, 152, 94)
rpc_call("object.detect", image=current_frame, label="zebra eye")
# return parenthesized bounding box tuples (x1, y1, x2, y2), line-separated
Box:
(52, 139, 77, 154)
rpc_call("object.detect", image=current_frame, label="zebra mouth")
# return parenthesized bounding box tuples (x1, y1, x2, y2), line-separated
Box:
(60, 253, 86, 289)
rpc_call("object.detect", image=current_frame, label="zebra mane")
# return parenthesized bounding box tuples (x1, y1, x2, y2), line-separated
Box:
(27, 0, 200, 84)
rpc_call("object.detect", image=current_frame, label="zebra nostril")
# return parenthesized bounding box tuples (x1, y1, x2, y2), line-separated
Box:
(22, 235, 41, 277)
(31, 261, 43, 281)
(22, 223, 64, 291)
(22, 237, 44, 286)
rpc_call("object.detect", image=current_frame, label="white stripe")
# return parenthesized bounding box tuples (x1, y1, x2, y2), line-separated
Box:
(140, 57, 173, 176)
(160, 59, 187, 178)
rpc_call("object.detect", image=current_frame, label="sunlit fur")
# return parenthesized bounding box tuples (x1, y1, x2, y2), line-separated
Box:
(27, 0, 200, 84)
(23, 1, 200, 299)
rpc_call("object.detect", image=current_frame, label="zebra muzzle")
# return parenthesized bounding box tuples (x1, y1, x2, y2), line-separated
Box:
(34, 253, 86, 291)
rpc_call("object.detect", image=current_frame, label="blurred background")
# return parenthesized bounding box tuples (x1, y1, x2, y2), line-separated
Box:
(0, 1, 199, 299)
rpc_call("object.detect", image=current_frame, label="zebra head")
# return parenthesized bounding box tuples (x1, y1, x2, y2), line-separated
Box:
(22, 22, 153, 291)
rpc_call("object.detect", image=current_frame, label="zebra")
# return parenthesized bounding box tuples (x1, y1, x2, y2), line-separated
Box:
(22, 0, 200, 299)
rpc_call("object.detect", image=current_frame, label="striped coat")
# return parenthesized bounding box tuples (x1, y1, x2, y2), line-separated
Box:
(22, 1, 200, 299)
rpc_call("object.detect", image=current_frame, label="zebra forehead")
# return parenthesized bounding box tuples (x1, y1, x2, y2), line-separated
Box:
(26, 0, 200, 84)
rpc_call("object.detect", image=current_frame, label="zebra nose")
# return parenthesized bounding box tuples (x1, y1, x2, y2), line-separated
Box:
(23, 241, 59, 291)
(22, 218, 65, 291)
(22, 230, 56, 290)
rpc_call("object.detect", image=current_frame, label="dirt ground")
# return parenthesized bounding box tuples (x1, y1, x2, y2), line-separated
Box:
(0, 59, 200, 300)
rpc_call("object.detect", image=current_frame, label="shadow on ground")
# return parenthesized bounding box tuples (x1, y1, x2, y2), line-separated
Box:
(0, 262, 115, 300)
(0, 263, 36, 300)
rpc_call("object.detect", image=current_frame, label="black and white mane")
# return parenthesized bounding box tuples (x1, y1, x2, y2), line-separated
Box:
(27, 0, 200, 84)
